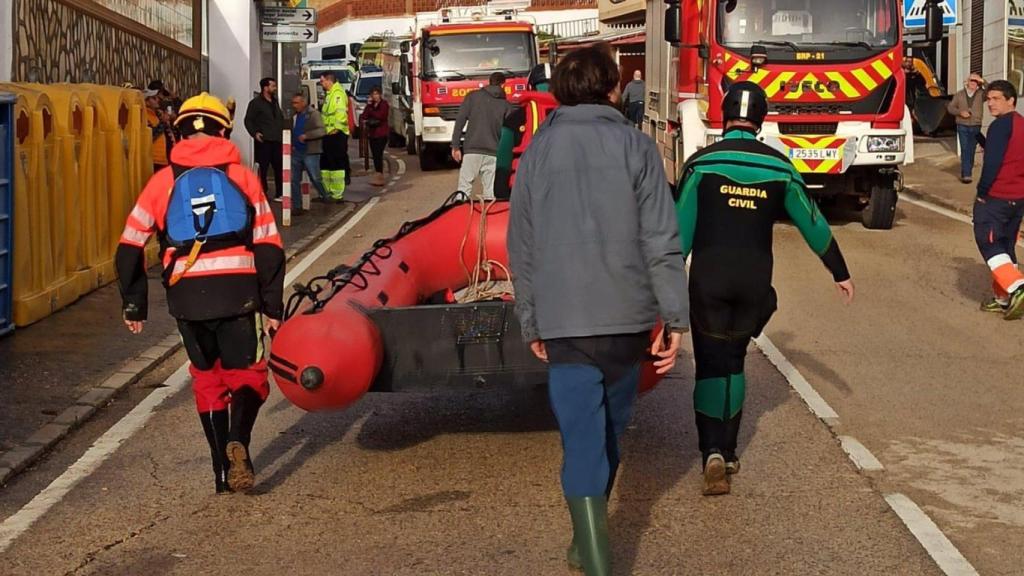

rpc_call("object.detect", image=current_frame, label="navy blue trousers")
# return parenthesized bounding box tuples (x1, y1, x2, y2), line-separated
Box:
(548, 363, 640, 498)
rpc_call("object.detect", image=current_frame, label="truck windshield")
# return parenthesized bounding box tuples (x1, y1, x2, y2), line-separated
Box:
(718, 0, 898, 51)
(355, 76, 382, 99)
(423, 32, 536, 79)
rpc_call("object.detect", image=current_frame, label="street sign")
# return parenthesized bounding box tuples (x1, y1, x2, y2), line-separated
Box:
(904, 0, 957, 28)
(262, 25, 319, 43)
(262, 6, 317, 25)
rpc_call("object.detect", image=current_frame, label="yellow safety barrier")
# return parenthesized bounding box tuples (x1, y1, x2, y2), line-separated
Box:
(0, 83, 163, 327)
(84, 85, 158, 267)
(0, 84, 78, 326)
(77, 89, 113, 286)
(26, 83, 90, 295)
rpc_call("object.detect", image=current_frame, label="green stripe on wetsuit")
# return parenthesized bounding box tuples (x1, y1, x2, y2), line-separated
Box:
(694, 374, 746, 419)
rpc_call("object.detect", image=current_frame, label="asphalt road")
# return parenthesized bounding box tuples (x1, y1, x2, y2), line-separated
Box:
(0, 153, 1005, 575)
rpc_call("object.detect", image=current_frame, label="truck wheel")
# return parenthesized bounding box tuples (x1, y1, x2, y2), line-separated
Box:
(862, 184, 897, 230)
(407, 127, 417, 156)
(419, 139, 437, 171)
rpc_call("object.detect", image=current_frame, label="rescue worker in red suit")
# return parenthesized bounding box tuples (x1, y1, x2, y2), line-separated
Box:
(116, 92, 286, 494)
(494, 63, 556, 199)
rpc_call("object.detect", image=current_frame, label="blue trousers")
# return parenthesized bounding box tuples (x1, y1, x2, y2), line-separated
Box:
(291, 150, 329, 204)
(957, 124, 981, 178)
(548, 363, 640, 498)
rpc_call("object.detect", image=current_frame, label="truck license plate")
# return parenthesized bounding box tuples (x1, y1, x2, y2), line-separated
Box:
(789, 148, 841, 161)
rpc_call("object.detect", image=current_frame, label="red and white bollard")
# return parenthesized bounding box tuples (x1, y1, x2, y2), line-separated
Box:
(301, 171, 311, 211)
(281, 130, 292, 227)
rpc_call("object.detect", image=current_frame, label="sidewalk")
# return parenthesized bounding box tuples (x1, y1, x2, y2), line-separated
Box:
(0, 148, 399, 483)
(904, 135, 979, 213)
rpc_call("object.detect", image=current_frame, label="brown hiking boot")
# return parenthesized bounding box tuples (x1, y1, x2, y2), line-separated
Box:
(702, 453, 730, 496)
(225, 441, 255, 493)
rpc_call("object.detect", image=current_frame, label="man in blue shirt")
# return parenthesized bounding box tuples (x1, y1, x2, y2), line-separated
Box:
(290, 93, 329, 207)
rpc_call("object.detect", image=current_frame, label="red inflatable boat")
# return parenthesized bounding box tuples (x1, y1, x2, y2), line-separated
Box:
(270, 195, 665, 412)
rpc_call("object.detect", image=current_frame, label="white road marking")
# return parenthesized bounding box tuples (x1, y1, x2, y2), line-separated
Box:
(902, 193, 1024, 248)
(284, 197, 379, 281)
(838, 436, 884, 471)
(0, 198, 381, 553)
(752, 335, 840, 423)
(0, 365, 190, 553)
(885, 494, 980, 576)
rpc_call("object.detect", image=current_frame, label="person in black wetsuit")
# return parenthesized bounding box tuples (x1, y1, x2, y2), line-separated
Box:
(676, 82, 856, 496)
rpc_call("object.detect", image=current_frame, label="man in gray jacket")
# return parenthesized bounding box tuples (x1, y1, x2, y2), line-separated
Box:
(451, 72, 511, 199)
(507, 45, 688, 576)
(290, 93, 328, 207)
(948, 73, 986, 183)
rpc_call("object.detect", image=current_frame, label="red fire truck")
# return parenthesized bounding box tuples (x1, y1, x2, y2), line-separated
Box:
(382, 1, 539, 171)
(640, 0, 943, 229)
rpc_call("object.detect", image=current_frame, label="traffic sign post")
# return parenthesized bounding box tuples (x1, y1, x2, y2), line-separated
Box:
(904, 0, 957, 28)
(262, 7, 317, 26)
(262, 25, 318, 43)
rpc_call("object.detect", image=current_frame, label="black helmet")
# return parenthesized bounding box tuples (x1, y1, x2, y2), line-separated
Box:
(528, 63, 552, 89)
(722, 81, 768, 126)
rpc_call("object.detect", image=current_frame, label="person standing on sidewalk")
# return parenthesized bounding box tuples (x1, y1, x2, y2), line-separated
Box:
(676, 82, 854, 496)
(359, 85, 390, 187)
(451, 72, 511, 199)
(320, 72, 351, 202)
(622, 70, 645, 129)
(507, 45, 688, 576)
(290, 93, 329, 205)
(116, 93, 285, 494)
(144, 87, 174, 173)
(244, 78, 285, 200)
(948, 73, 986, 183)
(973, 80, 1024, 319)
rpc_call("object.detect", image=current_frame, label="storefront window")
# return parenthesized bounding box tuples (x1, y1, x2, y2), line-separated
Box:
(1009, 1, 1024, 112)
(95, 0, 194, 47)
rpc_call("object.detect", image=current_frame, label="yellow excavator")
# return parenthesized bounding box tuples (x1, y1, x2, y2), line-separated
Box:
(904, 55, 954, 136)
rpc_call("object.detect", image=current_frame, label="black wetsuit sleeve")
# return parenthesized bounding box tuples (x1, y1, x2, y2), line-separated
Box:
(784, 174, 850, 282)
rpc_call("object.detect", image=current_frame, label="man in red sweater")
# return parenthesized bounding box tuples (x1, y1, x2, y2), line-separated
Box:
(975, 80, 1024, 319)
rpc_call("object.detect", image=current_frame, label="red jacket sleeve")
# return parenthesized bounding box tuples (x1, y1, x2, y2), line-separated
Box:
(115, 169, 172, 321)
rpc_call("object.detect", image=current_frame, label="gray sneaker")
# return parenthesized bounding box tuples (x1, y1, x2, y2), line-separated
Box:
(702, 454, 730, 496)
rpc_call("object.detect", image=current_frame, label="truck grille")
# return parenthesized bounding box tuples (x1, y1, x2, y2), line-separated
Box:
(438, 105, 460, 121)
(778, 123, 838, 135)
(771, 103, 846, 116)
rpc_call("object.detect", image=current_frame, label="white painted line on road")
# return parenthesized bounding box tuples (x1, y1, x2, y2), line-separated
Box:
(285, 197, 379, 282)
(0, 198, 382, 553)
(902, 193, 1024, 248)
(885, 494, 980, 576)
(901, 194, 973, 225)
(838, 436, 884, 472)
(752, 335, 840, 423)
(0, 365, 189, 554)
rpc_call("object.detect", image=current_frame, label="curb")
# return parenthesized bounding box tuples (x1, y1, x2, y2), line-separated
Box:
(0, 159, 403, 488)
(902, 185, 973, 218)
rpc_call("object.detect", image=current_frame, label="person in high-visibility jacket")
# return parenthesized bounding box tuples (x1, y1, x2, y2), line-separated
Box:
(115, 92, 285, 494)
(320, 72, 351, 201)
(494, 63, 556, 199)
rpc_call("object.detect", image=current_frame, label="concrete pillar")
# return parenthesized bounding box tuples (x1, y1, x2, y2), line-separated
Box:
(0, 0, 12, 83)
(208, 0, 262, 166)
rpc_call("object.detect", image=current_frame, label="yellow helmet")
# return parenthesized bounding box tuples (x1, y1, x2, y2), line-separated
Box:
(175, 92, 233, 131)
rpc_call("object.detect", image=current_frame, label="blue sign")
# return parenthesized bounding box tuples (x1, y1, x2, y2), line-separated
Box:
(904, 0, 957, 28)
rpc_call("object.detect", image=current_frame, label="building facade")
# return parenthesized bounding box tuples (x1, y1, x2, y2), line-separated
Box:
(4, 0, 203, 96)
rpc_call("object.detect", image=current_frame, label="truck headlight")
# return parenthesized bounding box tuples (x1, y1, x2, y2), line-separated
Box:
(705, 133, 723, 147)
(867, 135, 904, 153)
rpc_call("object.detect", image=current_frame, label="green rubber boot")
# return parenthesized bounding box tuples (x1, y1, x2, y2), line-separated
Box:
(566, 497, 611, 576)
